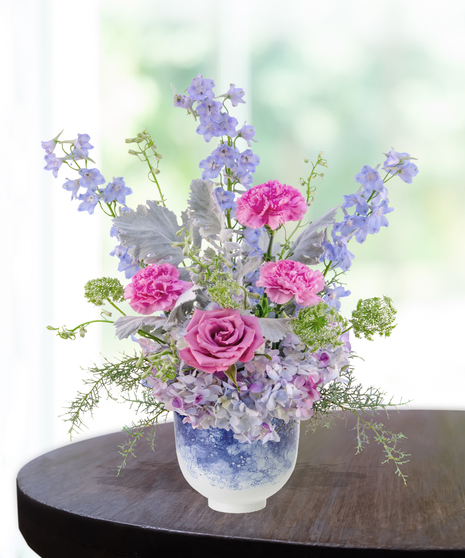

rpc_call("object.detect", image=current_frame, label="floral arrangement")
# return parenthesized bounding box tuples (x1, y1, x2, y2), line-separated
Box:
(43, 75, 418, 481)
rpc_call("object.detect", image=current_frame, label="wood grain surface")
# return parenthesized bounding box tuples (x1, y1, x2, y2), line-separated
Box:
(17, 410, 465, 557)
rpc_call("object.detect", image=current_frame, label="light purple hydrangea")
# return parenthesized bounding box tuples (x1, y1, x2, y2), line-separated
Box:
(147, 334, 351, 443)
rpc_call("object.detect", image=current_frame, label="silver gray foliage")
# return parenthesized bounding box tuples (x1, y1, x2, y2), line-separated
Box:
(257, 318, 292, 342)
(288, 205, 339, 265)
(165, 286, 200, 328)
(187, 179, 223, 238)
(234, 255, 264, 286)
(113, 201, 184, 266)
(114, 316, 167, 340)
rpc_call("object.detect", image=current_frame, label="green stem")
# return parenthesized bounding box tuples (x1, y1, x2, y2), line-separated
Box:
(265, 227, 276, 261)
(137, 329, 165, 345)
(106, 299, 126, 316)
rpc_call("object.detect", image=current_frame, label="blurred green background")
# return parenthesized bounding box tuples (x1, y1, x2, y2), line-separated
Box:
(98, 0, 465, 386)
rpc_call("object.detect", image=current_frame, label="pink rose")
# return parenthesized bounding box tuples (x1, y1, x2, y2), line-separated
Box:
(124, 263, 192, 315)
(256, 260, 325, 306)
(179, 308, 265, 373)
(235, 180, 307, 230)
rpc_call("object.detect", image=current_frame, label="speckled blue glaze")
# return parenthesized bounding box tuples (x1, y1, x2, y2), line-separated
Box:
(174, 413, 299, 491)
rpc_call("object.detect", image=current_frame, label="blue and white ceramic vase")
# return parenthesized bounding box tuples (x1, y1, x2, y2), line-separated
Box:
(174, 412, 300, 513)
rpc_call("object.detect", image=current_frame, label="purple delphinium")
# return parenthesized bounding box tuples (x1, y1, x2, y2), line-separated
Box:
(101, 177, 132, 204)
(197, 99, 222, 120)
(199, 156, 222, 179)
(77, 189, 101, 215)
(195, 120, 219, 142)
(110, 245, 141, 279)
(383, 148, 419, 184)
(355, 165, 386, 197)
(62, 178, 81, 200)
(237, 149, 260, 173)
(342, 192, 370, 216)
(41, 131, 63, 154)
(323, 285, 351, 311)
(173, 94, 194, 111)
(214, 113, 238, 137)
(320, 232, 355, 272)
(71, 133, 94, 159)
(242, 227, 264, 255)
(214, 187, 236, 211)
(237, 122, 257, 147)
(78, 168, 105, 191)
(218, 84, 246, 107)
(367, 199, 393, 234)
(43, 153, 63, 178)
(187, 74, 215, 101)
(211, 144, 239, 168)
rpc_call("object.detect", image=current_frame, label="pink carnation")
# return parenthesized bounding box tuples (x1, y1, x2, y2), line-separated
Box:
(256, 260, 325, 306)
(179, 308, 265, 374)
(124, 263, 192, 315)
(235, 180, 307, 230)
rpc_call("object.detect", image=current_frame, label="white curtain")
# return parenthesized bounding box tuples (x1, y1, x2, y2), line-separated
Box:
(1, 1, 101, 556)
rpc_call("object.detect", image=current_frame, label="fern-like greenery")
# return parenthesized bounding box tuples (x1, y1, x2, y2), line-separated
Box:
(307, 366, 410, 483)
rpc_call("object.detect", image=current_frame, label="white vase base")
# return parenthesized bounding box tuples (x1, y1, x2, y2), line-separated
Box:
(208, 499, 266, 514)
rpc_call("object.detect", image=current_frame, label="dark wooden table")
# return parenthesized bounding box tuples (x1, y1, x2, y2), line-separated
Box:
(17, 410, 465, 557)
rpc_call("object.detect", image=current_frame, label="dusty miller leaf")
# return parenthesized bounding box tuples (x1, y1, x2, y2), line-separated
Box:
(257, 318, 292, 342)
(181, 209, 202, 249)
(187, 179, 223, 238)
(113, 201, 184, 266)
(234, 256, 264, 286)
(289, 205, 339, 265)
(165, 286, 200, 328)
(114, 316, 167, 340)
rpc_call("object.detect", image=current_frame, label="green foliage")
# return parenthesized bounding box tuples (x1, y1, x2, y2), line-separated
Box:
(84, 277, 125, 307)
(144, 342, 179, 380)
(198, 254, 242, 309)
(291, 302, 347, 350)
(63, 355, 141, 436)
(300, 151, 328, 205)
(307, 366, 410, 484)
(351, 295, 397, 340)
(208, 279, 241, 309)
(126, 129, 165, 206)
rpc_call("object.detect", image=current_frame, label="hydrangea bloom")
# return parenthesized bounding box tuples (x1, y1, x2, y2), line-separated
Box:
(149, 334, 351, 442)
(236, 180, 308, 230)
(179, 308, 265, 373)
(124, 263, 192, 315)
(257, 260, 325, 305)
